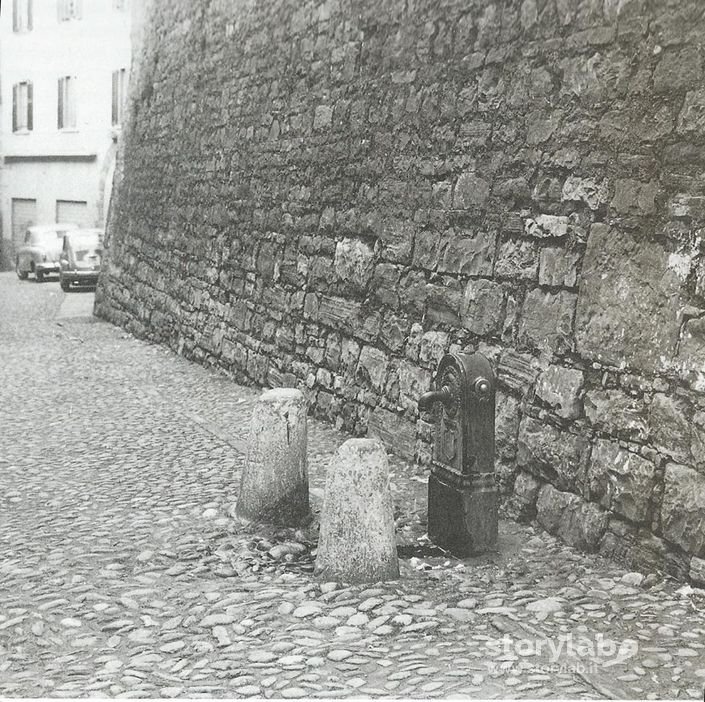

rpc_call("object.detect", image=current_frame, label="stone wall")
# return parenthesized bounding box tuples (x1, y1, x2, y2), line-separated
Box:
(96, 0, 705, 583)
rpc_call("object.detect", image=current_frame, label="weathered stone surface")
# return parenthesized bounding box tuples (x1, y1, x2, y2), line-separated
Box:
(517, 289, 576, 353)
(452, 172, 490, 208)
(495, 392, 520, 460)
(357, 346, 389, 392)
(587, 439, 656, 523)
(334, 238, 375, 293)
(397, 361, 431, 408)
(524, 214, 569, 238)
(534, 365, 584, 419)
(661, 464, 705, 557)
(437, 231, 496, 276)
(236, 389, 309, 525)
(561, 176, 608, 210)
(496, 349, 545, 395)
(538, 247, 580, 287)
(494, 239, 539, 281)
(536, 484, 609, 551)
(368, 408, 416, 460)
(677, 89, 705, 134)
(460, 279, 504, 336)
(690, 556, 705, 586)
(676, 317, 705, 391)
(610, 179, 658, 215)
(575, 225, 683, 373)
(648, 393, 691, 464)
(516, 416, 590, 492)
(507, 471, 541, 521)
(584, 389, 649, 442)
(315, 439, 399, 583)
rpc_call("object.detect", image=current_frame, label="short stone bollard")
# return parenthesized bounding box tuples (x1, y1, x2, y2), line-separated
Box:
(235, 388, 309, 525)
(315, 439, 399, 584)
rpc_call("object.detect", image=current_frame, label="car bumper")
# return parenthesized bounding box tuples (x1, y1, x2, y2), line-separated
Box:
(61, 270, 100, 285)
(36, 261, 60, 274)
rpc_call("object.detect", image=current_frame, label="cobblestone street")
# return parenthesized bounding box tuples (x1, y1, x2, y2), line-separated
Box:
(1, 271, 705, 699)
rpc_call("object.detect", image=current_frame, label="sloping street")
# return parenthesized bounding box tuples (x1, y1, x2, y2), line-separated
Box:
(1, 271, 704, 699)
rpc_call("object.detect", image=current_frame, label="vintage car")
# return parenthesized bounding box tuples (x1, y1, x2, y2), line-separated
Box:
(16, 223, 79, 282)
(59, 228, 104, 291)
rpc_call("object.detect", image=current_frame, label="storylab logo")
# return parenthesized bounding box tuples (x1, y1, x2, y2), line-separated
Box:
(484, 633, 639, 668)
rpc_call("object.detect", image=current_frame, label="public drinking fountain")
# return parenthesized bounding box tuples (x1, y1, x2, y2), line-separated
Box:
(418, 351, 498, 557)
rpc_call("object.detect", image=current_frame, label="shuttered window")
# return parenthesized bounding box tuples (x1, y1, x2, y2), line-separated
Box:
(111, 69, 127, 126)
(57, 0, 82, 21)
(13, 0, 33, 32)
(58, 76, 77, 129)
(12, 81, 33, 132)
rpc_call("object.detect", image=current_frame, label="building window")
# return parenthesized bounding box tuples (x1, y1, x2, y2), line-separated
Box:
(12, 82, 33, 132)
(111, 69, 127, 126)
(13, 0, 33, 32)
(57, 0, 82, 21)
(58, 76, 77, 129)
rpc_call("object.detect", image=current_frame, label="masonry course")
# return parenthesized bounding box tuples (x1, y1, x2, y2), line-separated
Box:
(97, 0, 705, 582)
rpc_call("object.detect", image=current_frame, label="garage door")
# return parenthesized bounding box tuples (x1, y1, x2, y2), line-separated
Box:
(56, 200, 89, 227)
(11, 198, 37, 252)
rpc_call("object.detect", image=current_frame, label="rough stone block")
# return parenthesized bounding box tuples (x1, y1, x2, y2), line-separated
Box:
(677, 89, 705, 135)
(584, 389, 649, 441)
(538, 247, 580, 287)
(561, 176, 608, 210)
(676, 317, 705, 391)
(653, 47, 702, 93)
(356, 346, 388, 391)
(517, 289, 576, 354)
(495, 239, 539, 281)
(575, 225, 683, 373)
(334, 238, 375, 292)
(648, 393, 691, 464)
(460, 279, 504, 336)
(535, 365, 584, 419)
(368, 408, 416, 460)
(496, 349, 544, 395)
(524, 214, 568, 238)
(419, 330, 449, 367)
(507, 471, 541, 521)
(397, 360, 432, 407)
(690, 556, 705, 587)
(452, 171, 490, 207)
(236, 388, 309, 525)
(437, 230, 495, 276)
(587, 439, 656, 523)
(516, 415, 590, 492)
(315, 439, 399, 583)
(661, 463, 705, 557)
(610, 179, 658, 215)
(537, 484, 608, 552)
(496, 392, 521, 461)
(318, 295, 362, 332)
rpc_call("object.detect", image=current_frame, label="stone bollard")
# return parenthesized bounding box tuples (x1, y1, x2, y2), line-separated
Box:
(236, 388, 309, 525)
(315, 439, 399, 584)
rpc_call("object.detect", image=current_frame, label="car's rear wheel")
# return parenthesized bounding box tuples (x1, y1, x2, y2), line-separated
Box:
(35, 270, 44, 283)
(16, 258, 28, 280)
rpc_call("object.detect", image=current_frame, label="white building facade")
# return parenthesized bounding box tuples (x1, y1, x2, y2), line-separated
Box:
(0, 0, 131, 270)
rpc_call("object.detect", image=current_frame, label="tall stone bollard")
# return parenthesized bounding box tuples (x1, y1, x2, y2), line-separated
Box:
(315, 439, 399, 583)
(236, 388, 309, 525)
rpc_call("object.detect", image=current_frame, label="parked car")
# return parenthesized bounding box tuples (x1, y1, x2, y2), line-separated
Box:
(59, 228, 104, 291)
(16, 223, 79, 282)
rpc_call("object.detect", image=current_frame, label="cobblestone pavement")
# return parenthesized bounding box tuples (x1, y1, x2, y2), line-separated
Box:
(1, 271, 705, 699)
